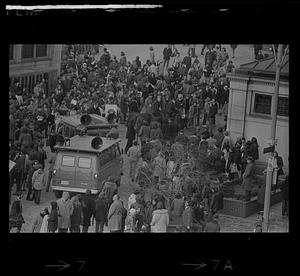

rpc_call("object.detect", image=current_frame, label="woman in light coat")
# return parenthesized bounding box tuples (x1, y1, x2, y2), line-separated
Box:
(107, 194, 123, 233)
(57, 192, 73, 233)
(150, 201, 169, 233)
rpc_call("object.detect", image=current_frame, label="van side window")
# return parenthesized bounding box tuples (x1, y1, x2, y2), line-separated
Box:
(78, 157, 91, 169)
(62, 155, 75, 166)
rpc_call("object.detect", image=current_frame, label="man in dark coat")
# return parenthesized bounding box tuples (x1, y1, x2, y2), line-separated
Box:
(95, 193, 109, 233)
(242, 156, 255, 201)
(81, 190, 96, 233)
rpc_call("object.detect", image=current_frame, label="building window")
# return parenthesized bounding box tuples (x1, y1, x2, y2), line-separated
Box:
(9, 45, 14, 60)
(22, 44, 34, 59)
(277, 97, 289, 117)
(253, 94, 272, 115)
(36, 44, 47, 57)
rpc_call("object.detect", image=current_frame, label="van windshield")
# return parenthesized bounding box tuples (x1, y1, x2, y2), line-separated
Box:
(78, 157, 91, 169)
(62, 155, 75, 166)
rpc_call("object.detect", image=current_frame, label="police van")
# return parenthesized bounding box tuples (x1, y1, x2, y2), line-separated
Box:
(51, 134, 122, 198)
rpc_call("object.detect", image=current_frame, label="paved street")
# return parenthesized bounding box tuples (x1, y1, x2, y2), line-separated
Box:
(10, 44, 288, 233)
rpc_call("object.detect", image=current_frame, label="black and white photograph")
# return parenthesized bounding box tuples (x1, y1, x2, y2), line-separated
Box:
(9, 43, 289, 233)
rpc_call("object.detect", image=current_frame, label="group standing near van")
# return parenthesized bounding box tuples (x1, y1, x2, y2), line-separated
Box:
(9, 44, 288, 233)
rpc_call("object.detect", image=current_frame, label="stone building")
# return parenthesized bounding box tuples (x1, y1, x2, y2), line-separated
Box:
(9, 44, 62, 94)
(226, 54, 289, 171)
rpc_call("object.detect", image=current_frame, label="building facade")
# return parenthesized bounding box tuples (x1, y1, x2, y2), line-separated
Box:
(226, 55, 289, 171)
(9, 44, 62, 94)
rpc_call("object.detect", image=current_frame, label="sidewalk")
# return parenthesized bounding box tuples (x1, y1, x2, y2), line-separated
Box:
(219, 202, 289, 232)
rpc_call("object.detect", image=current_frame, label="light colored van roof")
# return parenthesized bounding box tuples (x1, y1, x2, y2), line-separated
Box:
(55, 135, 121, 154)
(59, 113, 109, 128)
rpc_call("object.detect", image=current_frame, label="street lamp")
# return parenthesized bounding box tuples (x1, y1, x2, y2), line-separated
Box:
(263, 44, 288, 231)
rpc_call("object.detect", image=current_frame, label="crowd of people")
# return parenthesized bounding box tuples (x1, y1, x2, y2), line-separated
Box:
(9, 44, 288, 233)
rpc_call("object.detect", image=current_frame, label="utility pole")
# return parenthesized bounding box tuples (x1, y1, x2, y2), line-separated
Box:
(263, 44, 284, 232)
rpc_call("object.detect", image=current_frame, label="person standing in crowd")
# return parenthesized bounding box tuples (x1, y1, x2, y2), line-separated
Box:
(182, 200, 193, 232)
(31, 163, 46, 205)
(119, 51, 127, 68)
(149, 46, 155, 64)
(254, 44, 263, 60)
(120, 201, 128, 232)
(202, 97, 210, 126)
(107, 194, 123, 233)
(204, 213, 220, 232)
(150, 201, 169, 233)
(81, 190, 96, 233)
(230, 45, 237, 58)
(9, 193, 25, 233)
(48, 201, 58, 233)
(10, 150, 26, 195)
(45, 150, 56, 193)
(249, 137, 259, 161)
(273, 151, 284, 190)
(163, 45, 172, 72)
(57, 192, 73, 233)
(127, 140, 141, 182)
(257, 182, 266, 213)
(95, 192, 109, 233)
(25, 160, 38, 201)
(214, 127, 224, 149)
(242, 156, 255, 201)
(170, 193, 185, 225)
(226, 60, 235, 73)
(70, 195, 82, 233)
(138, 119, 151, 147)
(125, 113, 137, 153)
(221, 131, 234, 151)
(153, 151, 166, 183)
(32, 207, 49, 233)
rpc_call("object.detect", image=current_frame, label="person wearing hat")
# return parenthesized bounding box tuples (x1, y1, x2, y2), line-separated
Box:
(242, 156, 255, 201)
(107, 194, 123, 233)
(31, 163, 46, 205)
(204, 213, 220, 232)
